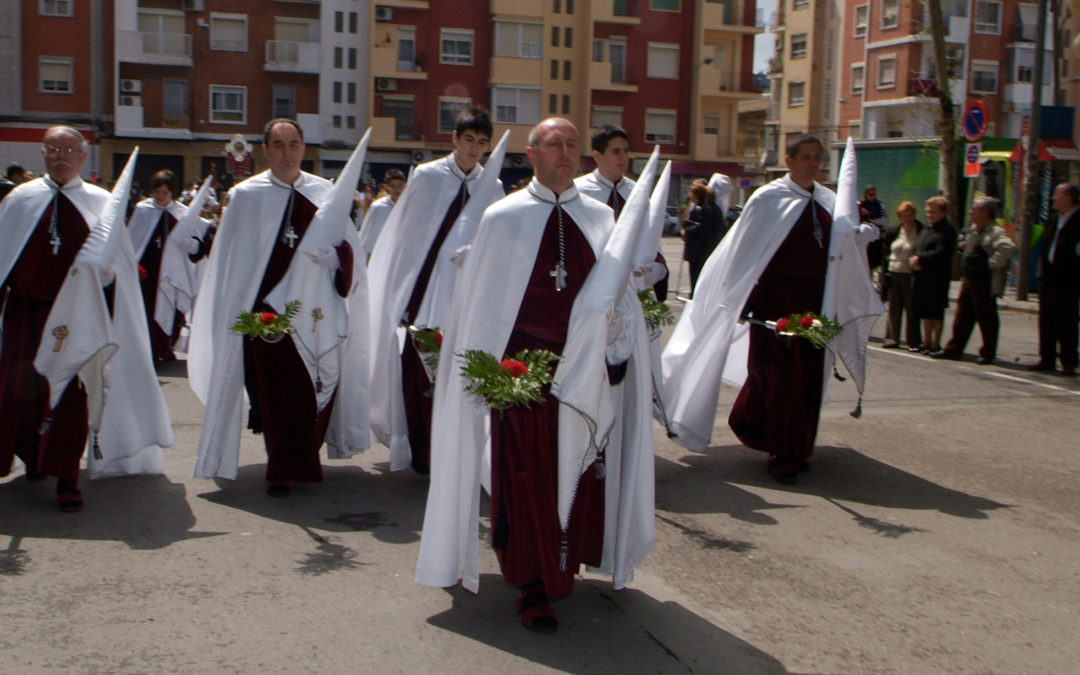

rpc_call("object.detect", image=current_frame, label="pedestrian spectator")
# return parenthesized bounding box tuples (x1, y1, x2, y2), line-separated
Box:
(356, 168, 406, 258)
(681, 182, 725, 297)
(933, 197, 1016, 364)
(909, 196, 956, 354)
(1029, 183, 1080, 375)
(861, 185, 888, 272)
(881, 200, 923, 349)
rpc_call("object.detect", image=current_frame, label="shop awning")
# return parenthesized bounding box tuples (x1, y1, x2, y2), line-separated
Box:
(1010, 137, 1080, 162)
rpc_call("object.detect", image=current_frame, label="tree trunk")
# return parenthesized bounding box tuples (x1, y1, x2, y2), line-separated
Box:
(1017, 0, 1049, 300)
(926, 0, 959, 228)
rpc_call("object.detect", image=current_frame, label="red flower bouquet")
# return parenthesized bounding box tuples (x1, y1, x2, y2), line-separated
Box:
(231, 300, 301, 341)
(767, 311, 842, 349)
(458, 348, 560, 417)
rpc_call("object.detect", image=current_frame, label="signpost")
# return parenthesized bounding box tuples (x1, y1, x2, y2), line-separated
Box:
(738, 176, 752, 190)
(962, 100, 989, 143)
(964, 142, 982, 178)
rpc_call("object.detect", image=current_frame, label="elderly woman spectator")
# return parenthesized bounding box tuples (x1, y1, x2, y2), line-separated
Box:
(909, 196, 956, 353)
(881, 201, 923, 349)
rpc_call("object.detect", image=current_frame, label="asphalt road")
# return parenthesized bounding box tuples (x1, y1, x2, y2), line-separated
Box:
(1, 237, 1077, 673)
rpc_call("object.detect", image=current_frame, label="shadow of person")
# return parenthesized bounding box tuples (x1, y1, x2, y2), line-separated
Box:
(195, 462, 424, 546)
(426, 574, 786, 673)
(655, 455, 797, 525)
(0, 473, 220, 551)
(675, 444, 1008, 520)
(155, 357, 189, 379)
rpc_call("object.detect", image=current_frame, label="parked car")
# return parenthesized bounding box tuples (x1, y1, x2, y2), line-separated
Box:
(664, 205, 680, 236)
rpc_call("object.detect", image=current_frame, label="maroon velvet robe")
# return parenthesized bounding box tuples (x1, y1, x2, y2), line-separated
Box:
(400, 182, 467, 474)
(489, 205, 605, 599)
(728, 197, 832, 461)
(0, 192, 91, 480)
(242, 189, 354, 483)
(137, 209, 183, 363)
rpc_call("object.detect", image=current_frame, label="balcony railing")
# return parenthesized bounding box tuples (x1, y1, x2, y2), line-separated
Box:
(142, 32, 192, 58)
(118, 30, 193, 65)
(908, 77, 941, 97)
(265, 40, 320, 73)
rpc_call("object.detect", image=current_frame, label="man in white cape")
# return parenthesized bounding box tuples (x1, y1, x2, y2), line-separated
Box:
(366, 106, 505, 475)
(356, 167, 406, 259)
(415, 117, 653, 633)
(661, 135, 882, 484)
(1, 128, 171, 511)
(188, 119, 368, 496)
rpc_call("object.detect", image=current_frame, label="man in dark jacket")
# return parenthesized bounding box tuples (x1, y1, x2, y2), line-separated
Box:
(1030, 183, 1080, 375)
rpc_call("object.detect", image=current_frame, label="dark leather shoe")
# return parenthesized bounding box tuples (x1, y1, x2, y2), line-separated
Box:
(976, 357, 993, 365)
(1027, 361, 1055, 371)
(930, 350, 960, 360)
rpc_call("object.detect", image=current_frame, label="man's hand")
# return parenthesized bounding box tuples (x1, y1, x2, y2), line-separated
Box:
(909, 254, 921, 272)
(308, 245, 340, 271)
(606, 313, 625, 345)
(175, 236, 199, 255)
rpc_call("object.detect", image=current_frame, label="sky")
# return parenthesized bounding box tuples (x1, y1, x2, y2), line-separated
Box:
(753, 0, 777, 74)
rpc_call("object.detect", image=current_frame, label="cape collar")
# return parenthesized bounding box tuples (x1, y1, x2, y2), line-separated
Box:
(591, 169, 622, 191)
(527, 178, 580, 207)
(42, 175, 85, 192)
(268, 172, 306, 190)
(781, 174, 817, 199)
(443, 154, 480, 184)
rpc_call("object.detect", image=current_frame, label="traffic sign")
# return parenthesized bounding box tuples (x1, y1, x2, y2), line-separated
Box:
(962, 100, 989, 143)
(738, 176, 752, 190)
(964, 142, 981, 178)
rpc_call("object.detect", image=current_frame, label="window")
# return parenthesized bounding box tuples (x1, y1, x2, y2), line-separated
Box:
(272, 84, 295, 119)
(880, 0, 898, 29)
(851, 64, 865, 92)
(647, 43, 678, 79)
(971, 60, 998, 93)
(347, 116, 356, 129)
(704, 114, 719, 134)
(39, 57, 72, 93)
(592, 106, 622, 129)
(877, 56, 896, 87)
(334, 11, 343, 32)
(592, 40, 604, 62)
(333, 81, 342, 104)
(549, 94, 557, 113)
(565, 28, 572, 47)
(790, 33, 807, 59)
(651, 0, 680, 9)
(210, 14, 247, 52)
(440, 29, 473, 65)
(974, 0, 1001, 34)
(554, 0, 561, 11)
(347, 82, 356, 104)
(562, 95, 570, 115)
(40, 0, 72, 16)
(849, 122, 862, 139)
(552, 26, 559, 47)
(793, 0, 809, 8)
(551, 59, 559, 79)
(163, 80, 187, 116)
(609, 38, 628, 83)
(439, 98, 471, 132)
(398, 27, 416, 70)
(334, 47, 343, 69)
(495, 21, 542, 58)
(788, 81, 805, 106)
(853, 5, 867, 37)
(210, 85, 246, 124)
(566, 0, 573, 11)
(137, 10, 186, 57)
(645, 110, 675, 142)
(348, 11, 357, 34)
(492, 85, 541, 125)
(348, 48, 357, 69)
(1017, 65, 1033, 83)
(382, 97, 415, 141)
(333, 115, 341, 128)
(563, 60, 571, 79)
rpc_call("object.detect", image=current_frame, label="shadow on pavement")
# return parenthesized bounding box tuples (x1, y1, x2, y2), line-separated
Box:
(0, 473, 219, 550)
(427, 574, 787, 674)
(196, 462, 424, 545)
(665, 445, 1008, 520)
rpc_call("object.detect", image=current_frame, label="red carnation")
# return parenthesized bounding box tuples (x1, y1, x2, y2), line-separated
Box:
(776, 318, 789, 331)
(433, 332, 444, 348)
(259, 312, 277, 324)
(137, 264, 148, 279)
(799, 315, 814, 329)
(500, 359, 529, 377)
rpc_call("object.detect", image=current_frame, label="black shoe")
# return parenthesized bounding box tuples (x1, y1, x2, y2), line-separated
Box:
(930, 350, 960, 360)
(881, 341, 900, 349)
(56, 479, 83, 512)
(976, 357, 993, 365)
(1027, 361, 1055, 372)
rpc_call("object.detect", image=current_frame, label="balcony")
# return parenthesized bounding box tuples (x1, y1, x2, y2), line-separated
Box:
(589, 61, 638, 92)
(908, 77, 941, 98)
(702, 0, 760, 32)
(117, 30, 192, 66)
(490, 56, 542, 86)
(698, 66, 741, 95)
(265, 40, 320, 73)
(375, 0, 429, 8)
(490, 0, 543, 15)
(371, 38, 428, 80)
(595, 0, 641, 25)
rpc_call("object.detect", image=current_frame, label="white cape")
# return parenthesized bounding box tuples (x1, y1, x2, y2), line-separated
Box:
(366, 137, 507, 471)
(661, 168, 883, 453)
(415, 179, 652, 593)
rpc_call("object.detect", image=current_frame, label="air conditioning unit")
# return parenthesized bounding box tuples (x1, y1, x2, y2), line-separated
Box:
(375, 77, 397, 92)
(510, 153, 526, 167)
(181, 0, 204, 11)
(375, 6, 393, 22)
(411, 150, 428, 163)
(119, 94, 142, 107)
(120, 79, 142, 93)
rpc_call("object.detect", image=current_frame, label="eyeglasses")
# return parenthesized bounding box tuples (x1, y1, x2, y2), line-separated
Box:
(44, 145, 79, 156)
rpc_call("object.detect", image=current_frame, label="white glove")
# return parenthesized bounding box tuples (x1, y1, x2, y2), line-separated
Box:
(634, 261, 667, 286)
(606, 313, 625, 345)
(175, 235, 199, 255)
(308, 245, 340, 271)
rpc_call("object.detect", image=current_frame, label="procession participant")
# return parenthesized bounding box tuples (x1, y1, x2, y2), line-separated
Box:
(0, 128, 171, 510)
(415, 117, 653, 633)
(357, 168, 406, 259)
(575, 124, 668, 299)
(188, 118, 366, 496)
(661, 135, 882, 484)
(127, 169, 209, 364)
(366, 106, 502, 475)
(1030, 183, 1080, 375)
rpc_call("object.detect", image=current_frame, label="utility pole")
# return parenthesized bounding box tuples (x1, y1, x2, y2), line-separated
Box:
(1017, 0, 1049, 300)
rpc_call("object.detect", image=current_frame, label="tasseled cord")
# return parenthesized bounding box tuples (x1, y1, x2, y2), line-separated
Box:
(831, 364, 863, 418)
(558, 534, 568, 572)
(595, 453, 606, 481)
(92, 432, 103, 459)
(38, 412, 54, 435)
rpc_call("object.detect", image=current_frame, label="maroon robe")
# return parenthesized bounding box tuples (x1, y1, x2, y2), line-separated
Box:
(137, 209, 183, 363)
(242, 189, 354, 483)
(728, 197, 832, 461)
(489, 205, 605, 599)
(400, 181, 467, 474)
(0, 192, 91, 480)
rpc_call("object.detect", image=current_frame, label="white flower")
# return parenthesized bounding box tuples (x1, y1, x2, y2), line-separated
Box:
(811, 319, 823, 329)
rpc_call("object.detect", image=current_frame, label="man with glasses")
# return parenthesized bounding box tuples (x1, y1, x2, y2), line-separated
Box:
(0, 126, 169, 510)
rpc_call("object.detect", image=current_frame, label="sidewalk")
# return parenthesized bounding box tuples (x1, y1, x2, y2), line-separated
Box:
(950, 279, 1039, 315)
